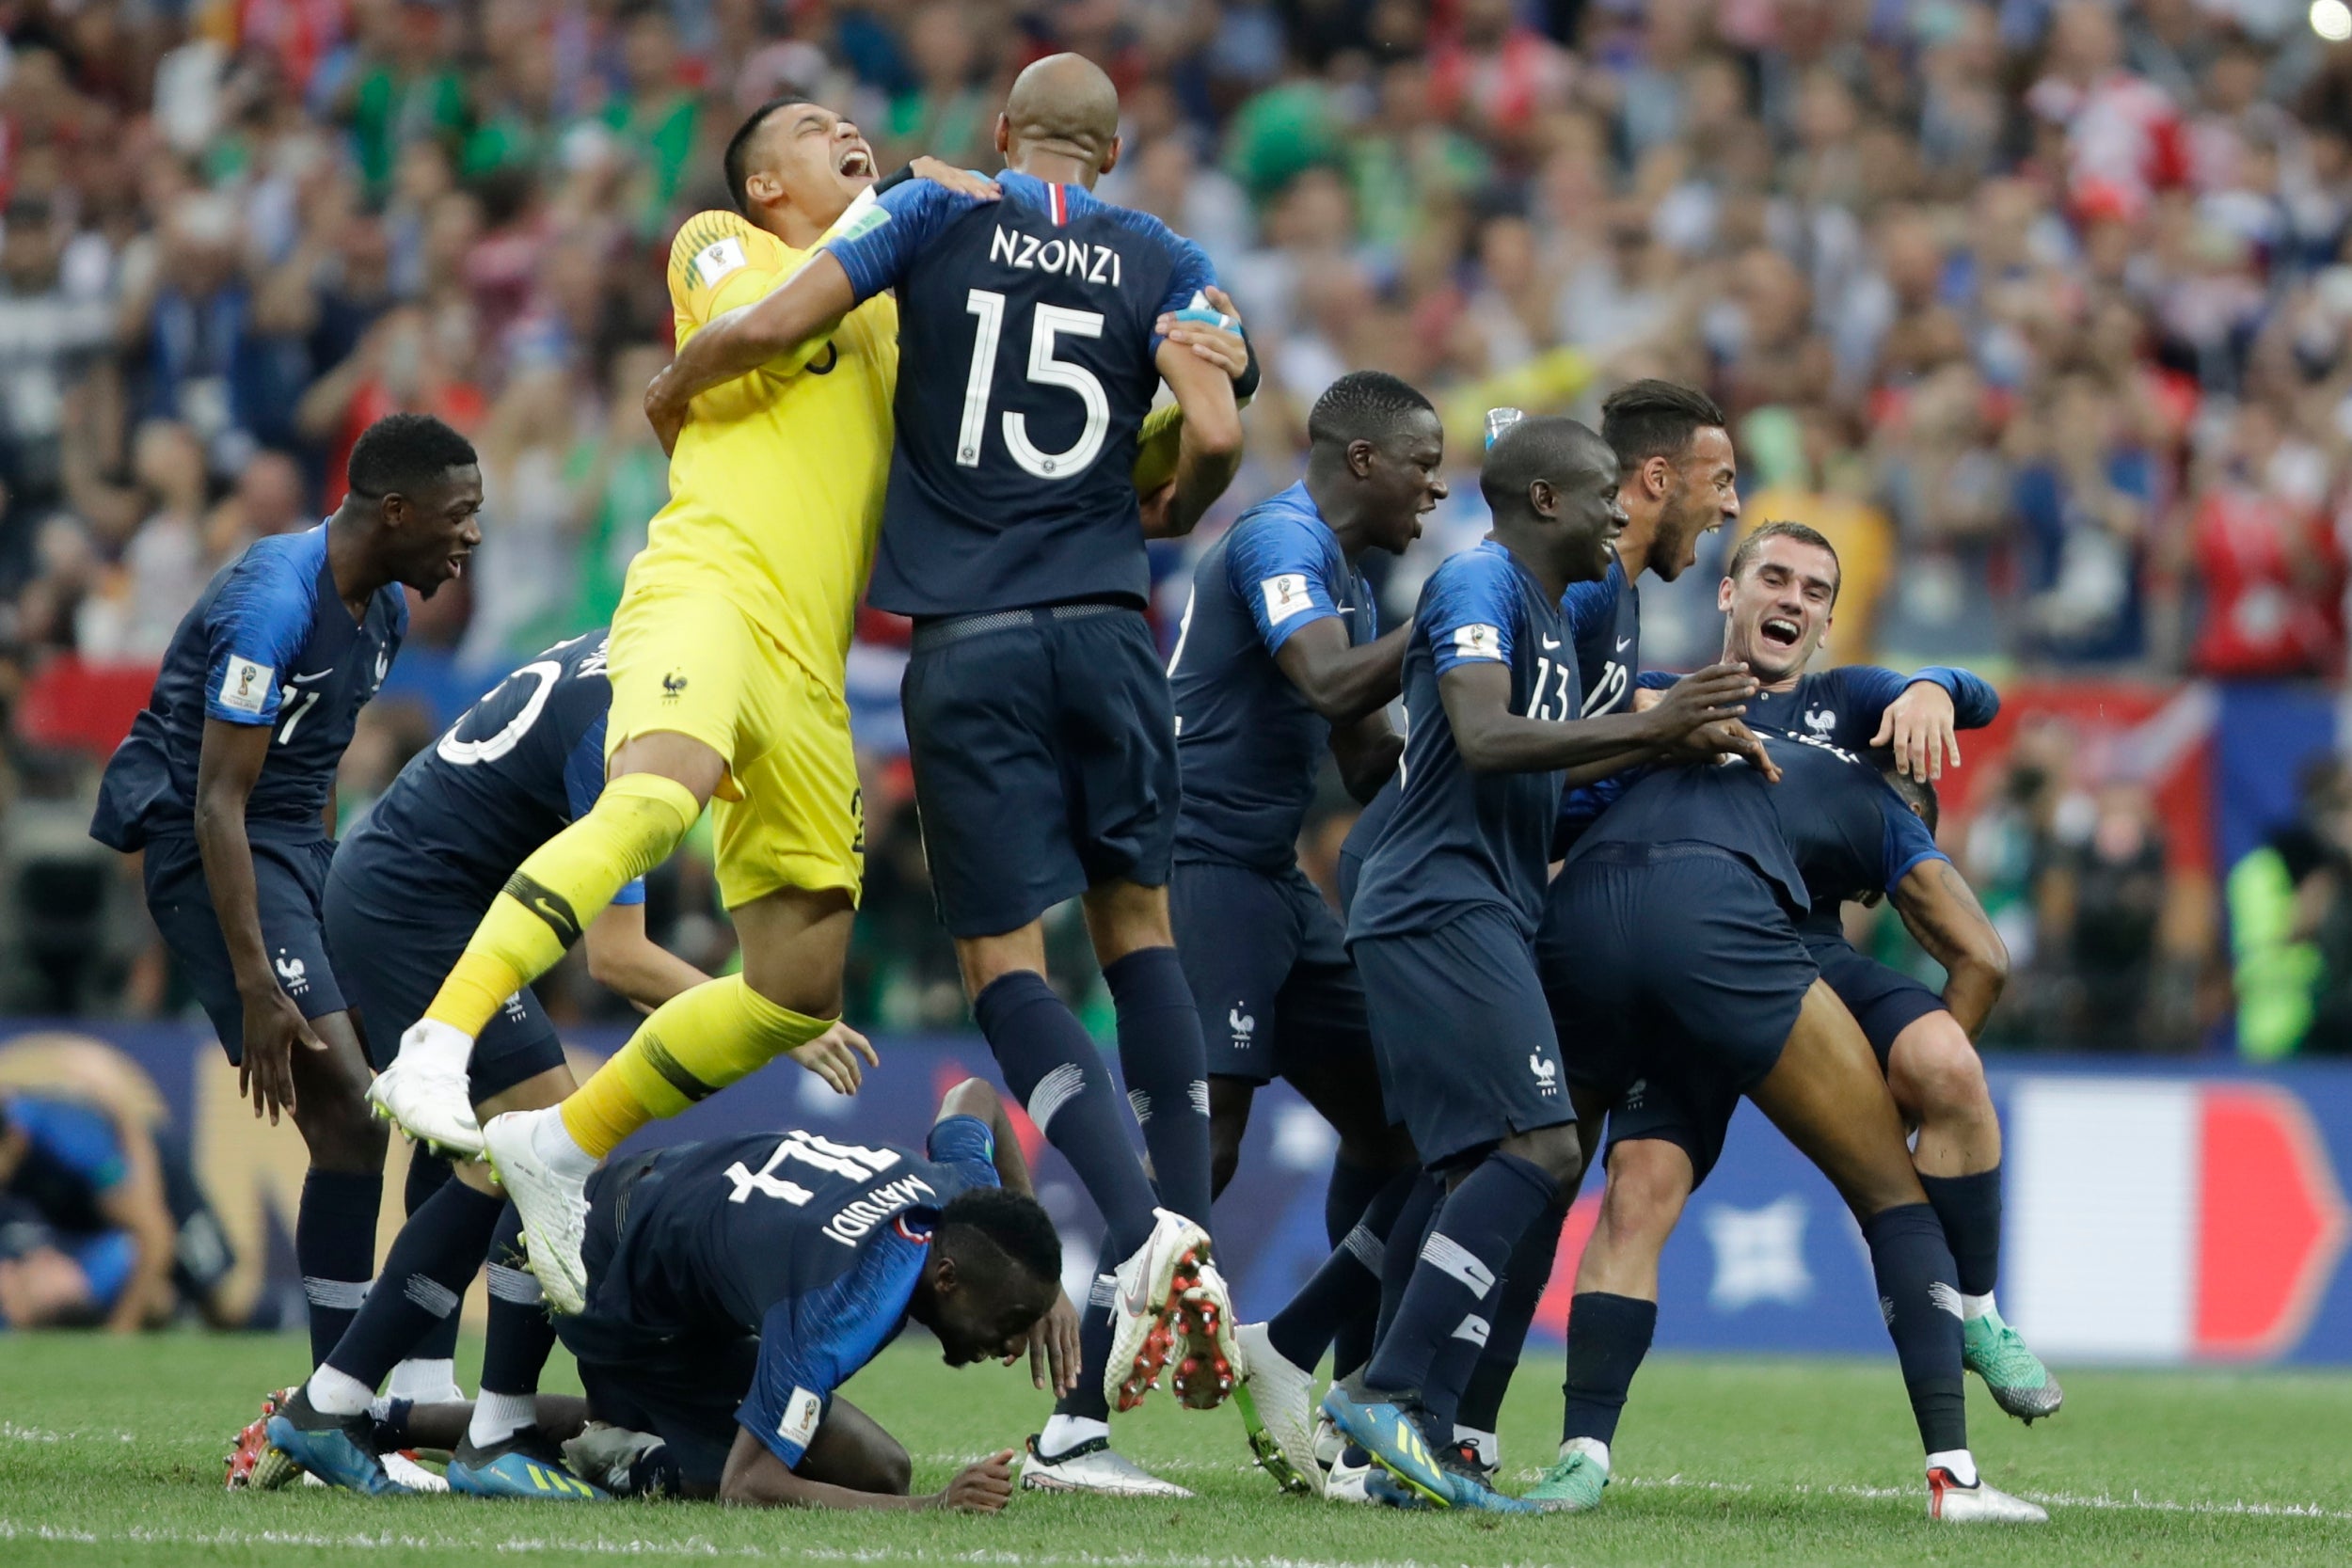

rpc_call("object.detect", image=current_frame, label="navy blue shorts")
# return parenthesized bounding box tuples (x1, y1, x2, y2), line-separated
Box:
(903, 605, 1180, 939)
(1599, 1071, 1742, 1189)
(324, 849, 566, 1101)
(1173, 859, 1370, 1086)
(1538, 842, 1817, 1110)
(142, 832, 344, 1065)
(1352, 904, 1571, 1168)
(1803, 927, 1946, 1069)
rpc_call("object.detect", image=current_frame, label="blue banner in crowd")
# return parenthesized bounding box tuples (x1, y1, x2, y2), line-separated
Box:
(3, 1022, 2347, 1365)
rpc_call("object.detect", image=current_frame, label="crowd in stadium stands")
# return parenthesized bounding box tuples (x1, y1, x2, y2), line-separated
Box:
(2, 0, 2350, 1056)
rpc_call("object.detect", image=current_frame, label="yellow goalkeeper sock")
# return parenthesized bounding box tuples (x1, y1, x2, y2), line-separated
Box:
(424, 772, 702, 1038)
(561, 975, 834, 1158)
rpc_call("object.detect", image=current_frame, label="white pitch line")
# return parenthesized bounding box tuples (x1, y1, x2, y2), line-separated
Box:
(1576, 1473, 2352, 1522)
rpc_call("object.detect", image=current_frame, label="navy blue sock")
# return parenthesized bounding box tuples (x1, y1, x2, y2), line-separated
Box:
(1102, 948, 1213, 1232)
(1364, 1154, 1558, 1411)
(297, 1169, 383, 1367)
(1372, 1174, 1443, 1355)
(325, 1178, 502, 1386)
(403, 1153, 463, 1363)
(1918, 1168, 2003, 1300)
(1048, 1274, 1117, 1425)
(480, 1205, 557, 1397)
(974, 971, 1158, 1259)
(1457, 1197, 1567, 1433)
(1560, 1291, 1658, 1446)
(1267, 1166, 1414, 1374)
(1863, 1202, 1968, 1454)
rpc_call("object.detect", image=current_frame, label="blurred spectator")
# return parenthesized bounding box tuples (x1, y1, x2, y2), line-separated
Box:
(2229, 756, 2351, 1061)
(2037, 779, 2175, 1052)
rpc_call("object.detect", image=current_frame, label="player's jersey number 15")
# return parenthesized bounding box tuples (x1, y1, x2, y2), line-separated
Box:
(957, 290, 1110, 482)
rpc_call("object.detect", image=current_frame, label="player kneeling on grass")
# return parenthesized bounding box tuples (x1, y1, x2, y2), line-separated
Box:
(318, 1077, 1075, 1509)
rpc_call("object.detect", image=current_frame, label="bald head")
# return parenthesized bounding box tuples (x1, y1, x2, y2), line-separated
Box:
(999, 53, 1121, 176)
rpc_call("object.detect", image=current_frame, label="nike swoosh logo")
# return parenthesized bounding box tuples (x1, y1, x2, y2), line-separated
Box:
(290, 670, 333, 684)
(1540, 637, 1562, 650)
(1617, 637, 1632, 651)
(1120, 1270, 1154, 1321)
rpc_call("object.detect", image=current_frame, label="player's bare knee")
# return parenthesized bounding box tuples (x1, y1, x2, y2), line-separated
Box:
(1080, 879, 1173, 963)
(955, 927, 1048, 998)
(1599, 1141, 1691, 1248)
(1891, 1020, 1990, 1127)
(1505, 1122, 1584, 1190)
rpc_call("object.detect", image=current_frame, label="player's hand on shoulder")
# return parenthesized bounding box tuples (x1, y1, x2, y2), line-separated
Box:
(1645, 661, 1756, 739)
(238, 987, 326, 1125)
(906, 157, 1000, 202)
(1872, 680, 1960, 781)
(1665, 718, 1781, 783)
(789, 1022, 881, 1096)
(932, 1450, 1018, 1513)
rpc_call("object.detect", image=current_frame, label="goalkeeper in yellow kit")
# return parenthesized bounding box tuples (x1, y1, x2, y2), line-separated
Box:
(372, 97, 1248, 1319)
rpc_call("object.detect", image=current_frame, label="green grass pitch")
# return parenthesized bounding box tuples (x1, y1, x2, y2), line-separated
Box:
(2, 1331, 2347, 1567)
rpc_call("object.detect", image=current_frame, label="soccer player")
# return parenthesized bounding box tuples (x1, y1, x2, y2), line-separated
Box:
(525, 1078, 1063, 1510)
(1023, 371, 1442, 1497)
(261, 631, 848, 1495)
(1529, 725, 2046, 1524)
(1540, 524, 2056, 1454)
(628, 54, 1254, 1414)
(87, 413, 482, 1369)
(368, 107, 987, 1299)
(1320, 416, 1766, 1513)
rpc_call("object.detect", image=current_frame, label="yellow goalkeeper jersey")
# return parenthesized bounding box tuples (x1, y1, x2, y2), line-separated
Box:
(628, 206, 899, 689)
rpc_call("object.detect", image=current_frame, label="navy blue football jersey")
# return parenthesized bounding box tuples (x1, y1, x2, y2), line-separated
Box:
(1633, 663, 1999, 755)
(337, 631, 645, 915)
(825, 170, 1218, 616)
(582, 1117, 998, 1470)
(1563, 557, 1641, 720)
(1569, 728, 1947, 919)
(90, 526, 405, 851)
(1169, 483, 1376, 871)
(1350, 541, 1576, 942)
(0, 1093, 125, 1235)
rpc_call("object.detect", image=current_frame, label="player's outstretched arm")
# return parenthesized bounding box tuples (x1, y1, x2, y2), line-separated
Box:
(936, 1078, 1034, 1196)
(645, 254, 861, 451)
(194, 719, 326, 1123)
(1862, 665, 1999, 782)
(1141, 339, 1244, 540)
(1277, 619, 1409, 725)
(581, 901, 711, 1013)
(1891, 859, 2010, 1037)
(719, 1428, 1017, 1512)
(1438, 660, 1763, 779)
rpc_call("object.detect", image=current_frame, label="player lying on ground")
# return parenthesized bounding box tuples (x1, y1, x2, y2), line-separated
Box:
(274, 1076, 1073, 1508)
(1532, 666, 2044, 1520)
(1320, 416, 1772, 1513)
(87, 414, 481, 1377)
(631, 54, 1257, 1419)
(0, 1042, 240, 1333)
(1025, 370, 1439, 1498)
(246, 631, 849, 1494)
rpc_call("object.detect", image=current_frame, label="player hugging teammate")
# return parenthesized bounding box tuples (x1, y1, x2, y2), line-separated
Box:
(164, 53, 2056, 1528)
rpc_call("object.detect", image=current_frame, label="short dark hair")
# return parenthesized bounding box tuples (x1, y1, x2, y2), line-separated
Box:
(1877, 756, 1940, 833)
(1307, 371, 1437, 449)
(724, 97, 813, 215)
(1726, 519, 1840, 603)
(346, 413, 477, 499)
(1599, 378, 1726, 471)
(939, 1187, 1061, 1290)
(1479, 414, 1611, 516)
